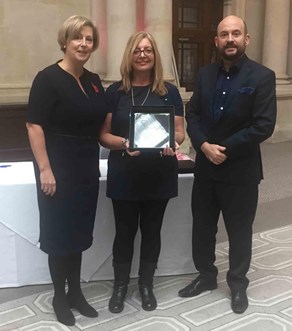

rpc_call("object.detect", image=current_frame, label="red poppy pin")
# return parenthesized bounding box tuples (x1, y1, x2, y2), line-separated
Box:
(91, 83, 99, 93)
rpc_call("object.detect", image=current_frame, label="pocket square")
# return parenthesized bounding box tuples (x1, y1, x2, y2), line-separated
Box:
(237, 87, 255, 95)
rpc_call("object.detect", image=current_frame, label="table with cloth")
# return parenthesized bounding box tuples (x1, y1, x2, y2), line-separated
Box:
(0, 160, 195, 287)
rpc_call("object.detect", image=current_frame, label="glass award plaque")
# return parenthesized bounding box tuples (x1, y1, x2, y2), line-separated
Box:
(129, 106, 175, 151)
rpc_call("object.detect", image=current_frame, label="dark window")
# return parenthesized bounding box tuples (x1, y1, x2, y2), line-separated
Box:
(173, 0, 223, 91)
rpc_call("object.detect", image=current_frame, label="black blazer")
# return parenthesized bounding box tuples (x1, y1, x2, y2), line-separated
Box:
(186, 54, 277, 184)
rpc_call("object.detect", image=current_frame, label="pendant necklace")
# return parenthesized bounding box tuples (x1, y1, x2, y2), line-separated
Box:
(131, 86, 151, 106)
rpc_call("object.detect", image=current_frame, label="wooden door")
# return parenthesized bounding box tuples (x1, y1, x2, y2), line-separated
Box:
(173, 0, 223, 91)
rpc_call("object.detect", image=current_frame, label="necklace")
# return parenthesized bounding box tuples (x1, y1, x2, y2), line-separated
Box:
(131, 86, 151, 106)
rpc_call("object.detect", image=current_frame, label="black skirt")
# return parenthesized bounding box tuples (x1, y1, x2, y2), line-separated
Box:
(33, 132, 100, 256)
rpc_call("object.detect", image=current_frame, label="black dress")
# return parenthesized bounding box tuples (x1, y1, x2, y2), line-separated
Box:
(27, 63, 107, 256)
(105, 81, 184, 200)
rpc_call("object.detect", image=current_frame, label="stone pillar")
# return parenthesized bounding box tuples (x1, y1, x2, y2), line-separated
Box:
(144, 0, 174, 81)
(104, 0, 136, 83)
(232, 0, 246, 18)
(223, 0, 232, 16)
(90, 0, 107, 78)
(287, 1, 292, 80)
(245, 0, 265, 63)
(262, 0, 291, 84)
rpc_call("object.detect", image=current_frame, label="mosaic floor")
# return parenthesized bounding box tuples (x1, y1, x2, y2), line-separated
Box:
(1, 141, 292, 330)
(1, 224, 292, 331)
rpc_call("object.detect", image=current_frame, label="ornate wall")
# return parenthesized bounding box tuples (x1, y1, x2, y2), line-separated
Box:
(0, 0, 291, 144)
(0, 0, 91, 103)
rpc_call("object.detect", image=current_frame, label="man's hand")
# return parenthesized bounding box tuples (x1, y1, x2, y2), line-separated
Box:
(201, 142, 227, 165)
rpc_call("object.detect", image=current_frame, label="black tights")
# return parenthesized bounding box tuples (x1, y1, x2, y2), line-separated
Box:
(112, 199, 169, 264)
(48, 252, 82, 296)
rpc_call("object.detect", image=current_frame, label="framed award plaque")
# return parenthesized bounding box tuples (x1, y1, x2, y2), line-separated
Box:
(129, 105, 175, 152)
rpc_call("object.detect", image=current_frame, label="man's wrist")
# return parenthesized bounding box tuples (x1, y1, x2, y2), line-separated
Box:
(200, 141, 209, 152)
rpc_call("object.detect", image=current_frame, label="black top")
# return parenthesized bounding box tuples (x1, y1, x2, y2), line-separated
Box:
(106, 81, 184, 200)
(27, 63, 107, 137)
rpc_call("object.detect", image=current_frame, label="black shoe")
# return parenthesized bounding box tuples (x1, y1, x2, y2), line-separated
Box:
(52, 295, 75, 326)
(109, 284, 128, 313)
(178, 277, 217, 297)
(231, 290, 248, 314)
(139, 285, 157, 311)
(67, 292, 98, 318)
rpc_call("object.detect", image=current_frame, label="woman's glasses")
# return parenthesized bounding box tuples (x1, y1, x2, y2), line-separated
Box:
(133, 48, 154, 57)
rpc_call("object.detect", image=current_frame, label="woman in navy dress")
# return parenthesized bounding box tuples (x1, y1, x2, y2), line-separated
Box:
(26, 16, 107, 326)
(99, 31, 185, 313)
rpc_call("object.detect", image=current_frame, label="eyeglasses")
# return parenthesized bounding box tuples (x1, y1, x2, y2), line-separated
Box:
(133, 48, 154, 57)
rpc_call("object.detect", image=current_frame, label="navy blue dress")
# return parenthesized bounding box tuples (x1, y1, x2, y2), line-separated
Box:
(106, 81, 184, 200)
(27, 63, 107, 256)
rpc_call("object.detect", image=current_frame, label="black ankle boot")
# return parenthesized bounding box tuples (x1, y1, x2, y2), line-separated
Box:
(138, 260, 157, 311)
(67, 291, 98, 318)
(108, 262, 131, 313)
(139, 284, 157, 311)
(109, 283, 128, 313)
(52, 294, 75, 326)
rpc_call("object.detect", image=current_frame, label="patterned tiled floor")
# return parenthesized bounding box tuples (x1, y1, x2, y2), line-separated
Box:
(1, 225, 292, 331)
(1, 141, 292, 330)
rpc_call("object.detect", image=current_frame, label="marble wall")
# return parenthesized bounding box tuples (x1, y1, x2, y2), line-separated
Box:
(0, 0, 291, 142)
(0, 0, 91, 103)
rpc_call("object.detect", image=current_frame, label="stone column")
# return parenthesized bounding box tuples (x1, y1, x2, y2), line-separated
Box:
(223, 0, 232, 16)
(262, 0, 291, 84)
(245, 0, 265, 63)
(223, 0, 247, 19)
(287, 1, 292, 80)
(104, 0, 136, 84)
(144, 0, 174, 81)
(90, 0, 107, 78)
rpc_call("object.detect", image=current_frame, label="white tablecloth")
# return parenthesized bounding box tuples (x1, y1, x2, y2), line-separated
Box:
(0, 161, 195, 288)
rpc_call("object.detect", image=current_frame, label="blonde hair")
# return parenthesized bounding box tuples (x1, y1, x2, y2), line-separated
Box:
(57, 15, 99, 53)
(120, 31, 167, 96)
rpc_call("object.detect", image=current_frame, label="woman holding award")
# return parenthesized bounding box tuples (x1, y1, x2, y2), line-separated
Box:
(99, 31, 184, 313)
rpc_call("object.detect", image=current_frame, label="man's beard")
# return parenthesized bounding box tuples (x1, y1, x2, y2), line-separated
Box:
(220, 43, 245, 62)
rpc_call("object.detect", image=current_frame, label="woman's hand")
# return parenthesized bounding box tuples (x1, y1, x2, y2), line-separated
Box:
(123, 139, 141, 157)
(40, 168, 56, 196)
(126, 149, 141, 156)
(26, 123, 56, 196)
(161, 142, 179, 157)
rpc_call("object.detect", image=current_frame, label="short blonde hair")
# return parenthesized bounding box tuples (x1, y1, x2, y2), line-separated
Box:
(57, 15, 99, 52)
(120, 31, 167, 96)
